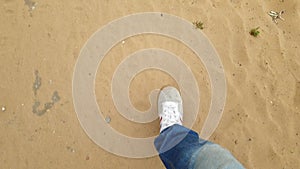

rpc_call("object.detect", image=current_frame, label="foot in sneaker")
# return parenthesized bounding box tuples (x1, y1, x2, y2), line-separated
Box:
(158, 86, 183, 133)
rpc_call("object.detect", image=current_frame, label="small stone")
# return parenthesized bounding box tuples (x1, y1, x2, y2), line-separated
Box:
(21, 104, 24, 106)
(1, 106, 6, 112)
(105, 116, 111, 123)
(122, 41, 125, 44)
(67, 146, 76, 153)
(86, 156, 90, 160)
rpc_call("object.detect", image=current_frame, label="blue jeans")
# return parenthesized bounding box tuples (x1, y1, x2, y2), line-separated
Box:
(154, 125, 245, 169)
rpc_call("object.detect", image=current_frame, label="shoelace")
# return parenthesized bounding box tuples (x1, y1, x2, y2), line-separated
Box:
(159, 101, 182, 132)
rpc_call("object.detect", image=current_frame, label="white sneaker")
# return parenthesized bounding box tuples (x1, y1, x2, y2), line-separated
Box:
(158, 86, 183, 133)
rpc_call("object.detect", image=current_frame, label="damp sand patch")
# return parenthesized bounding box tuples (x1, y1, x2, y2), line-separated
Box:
(33, 70, 41, 96)
(32, 70, 60, 116)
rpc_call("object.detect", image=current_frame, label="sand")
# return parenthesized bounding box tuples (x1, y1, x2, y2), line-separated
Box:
(0, 0, 299, 168)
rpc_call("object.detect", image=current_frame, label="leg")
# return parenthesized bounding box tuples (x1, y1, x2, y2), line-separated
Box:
(154, 124, 209, 169)
(155, 124, 245, 169)
(154, 86, 245, 169)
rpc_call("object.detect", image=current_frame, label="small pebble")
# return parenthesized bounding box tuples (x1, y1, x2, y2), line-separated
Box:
(122, 40, 125, 44)
(67, 146, 76, 153)
(105, 116, 111, 123)
(31, 2, 37, 11)
(1, 106, 6, 112)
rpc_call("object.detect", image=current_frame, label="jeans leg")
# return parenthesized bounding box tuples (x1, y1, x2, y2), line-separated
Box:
(154, 124, 245, 169)
(193, 143, 245, 169)
(154, 124, 208, 169)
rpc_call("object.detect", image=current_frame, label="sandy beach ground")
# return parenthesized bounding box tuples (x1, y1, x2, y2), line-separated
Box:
(0, 0, 299, 168)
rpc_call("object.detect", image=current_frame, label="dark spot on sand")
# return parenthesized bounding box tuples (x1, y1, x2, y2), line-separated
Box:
(33, 70, 41, 95)
(32, 91, 61, 116)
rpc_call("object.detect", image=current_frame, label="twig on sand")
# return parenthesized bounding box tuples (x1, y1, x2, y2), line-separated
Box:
(268, 10, 285, 24)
